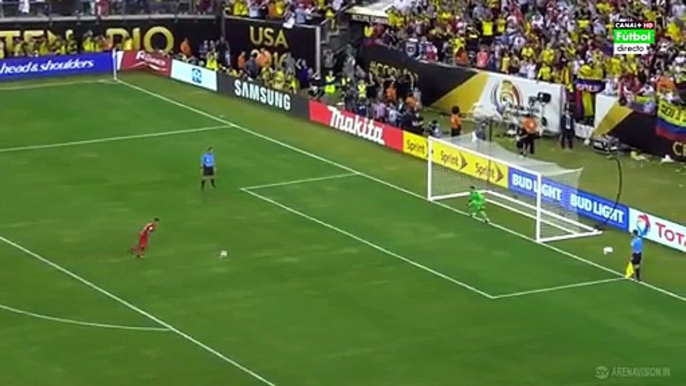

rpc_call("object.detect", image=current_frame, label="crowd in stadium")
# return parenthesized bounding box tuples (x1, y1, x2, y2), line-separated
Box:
(364, 0, 686, 107)
(224, 0, 346, 26)
(3, 0, 685, 115)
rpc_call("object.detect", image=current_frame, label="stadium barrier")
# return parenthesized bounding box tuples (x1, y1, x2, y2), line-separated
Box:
(117, 50, 172, 77)
(0, 15, 220, 54)
(170, 59, 217, 91)
(217, 72, 310, 117)
(0, 53, 113, 80)
(360, 45, 566, 134)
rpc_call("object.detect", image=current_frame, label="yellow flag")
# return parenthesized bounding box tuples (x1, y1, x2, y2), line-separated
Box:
(625, 262, 635, 278)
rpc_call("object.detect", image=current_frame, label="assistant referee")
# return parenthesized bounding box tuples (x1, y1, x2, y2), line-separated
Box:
(201, 147, 216, 190)
(630, 229, 644, 281)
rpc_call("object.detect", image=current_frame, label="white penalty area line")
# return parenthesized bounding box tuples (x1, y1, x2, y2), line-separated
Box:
(115, 78, 686, 306)
(0, 79, 114, 92)
(241, 188, 496, 299)
(492, 277, 626, 300)
(0, 301, 170, 332)
(242, 172, 360, 191)
(0, 124, 231, 154)
(0, 235, 277, 386)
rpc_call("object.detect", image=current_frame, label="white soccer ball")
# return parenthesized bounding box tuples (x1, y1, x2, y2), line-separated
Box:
(219, 250, 228, 258)
(603, 246, 613, 255)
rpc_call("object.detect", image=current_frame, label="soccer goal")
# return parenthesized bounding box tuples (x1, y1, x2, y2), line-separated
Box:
(427, 135, 601, 243)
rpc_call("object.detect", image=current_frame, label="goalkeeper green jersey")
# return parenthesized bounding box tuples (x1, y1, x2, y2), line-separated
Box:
(469, 190, 485, 204)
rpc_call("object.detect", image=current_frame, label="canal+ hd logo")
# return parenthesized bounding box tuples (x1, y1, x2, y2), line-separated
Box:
(613, 20, 655, 55)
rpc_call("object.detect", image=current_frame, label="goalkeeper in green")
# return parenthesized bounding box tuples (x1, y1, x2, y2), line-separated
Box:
(468, 186, 490, 223)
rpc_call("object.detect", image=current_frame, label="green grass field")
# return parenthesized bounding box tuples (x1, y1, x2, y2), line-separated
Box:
(1, 73, 685, 386)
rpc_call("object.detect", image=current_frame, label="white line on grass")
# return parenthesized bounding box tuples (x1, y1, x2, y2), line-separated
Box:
(242, 173, 359, 191)
(0, 302, 170, 332)
(0, 125, 230, 154)
(116, 79, 686, 305)
(0, 235, 276, 386)
(242, 188, 496, 299)
(0, 79, 112, 92)
(492, 277, 625, 300)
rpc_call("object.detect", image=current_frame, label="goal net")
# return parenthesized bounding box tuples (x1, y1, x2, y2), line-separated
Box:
(427, 135, 601, 243)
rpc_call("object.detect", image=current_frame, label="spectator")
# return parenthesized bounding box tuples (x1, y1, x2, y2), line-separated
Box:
(368, 0, 686, 113)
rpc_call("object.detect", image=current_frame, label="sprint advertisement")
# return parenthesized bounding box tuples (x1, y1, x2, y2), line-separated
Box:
(428, 139, 510, 189)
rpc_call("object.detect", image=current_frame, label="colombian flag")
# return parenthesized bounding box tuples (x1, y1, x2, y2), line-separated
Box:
(656, 99, 686, 142)
(574, 79, 604, 118)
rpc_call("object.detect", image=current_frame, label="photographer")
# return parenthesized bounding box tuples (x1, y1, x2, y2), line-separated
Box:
(450, 106, 462, 137)
(560, 107, 575, 150)
(427, 119, 442, 138)
(516, 114, 538, 156)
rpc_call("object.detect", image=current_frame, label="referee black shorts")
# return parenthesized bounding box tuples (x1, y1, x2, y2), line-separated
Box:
(202, 166, 215, 177)
(631, 252, 642, 265)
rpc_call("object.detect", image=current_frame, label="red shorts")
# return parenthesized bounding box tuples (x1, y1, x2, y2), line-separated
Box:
(138, 237, 149, 249)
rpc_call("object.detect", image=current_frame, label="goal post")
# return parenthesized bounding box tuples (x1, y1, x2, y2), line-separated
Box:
(427, 135, 601, 243)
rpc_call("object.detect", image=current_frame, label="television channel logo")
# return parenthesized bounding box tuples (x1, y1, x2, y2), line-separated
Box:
(613, 21, 655, 55)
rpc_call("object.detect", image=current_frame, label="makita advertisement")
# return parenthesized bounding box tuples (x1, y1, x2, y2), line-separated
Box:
(308, 100, 403, 151)
(118, 50, 171, 77)
(0, 53, 113, 81)
(629, 209, 686, 253)
(508, 168, 629, 230)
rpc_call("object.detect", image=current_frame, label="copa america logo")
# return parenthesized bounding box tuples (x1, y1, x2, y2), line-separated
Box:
(635, 213, 651, 235)
(490, 80, 523, 115)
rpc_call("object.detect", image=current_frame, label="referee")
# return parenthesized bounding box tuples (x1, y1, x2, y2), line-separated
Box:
(630, 229, 644, 281)
(200, 147, 216, 190)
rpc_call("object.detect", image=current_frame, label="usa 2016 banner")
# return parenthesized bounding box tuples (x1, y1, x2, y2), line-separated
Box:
(223, 15, 319, 73)
(0, 15, 220, 55)
(0, 53, 113, 80)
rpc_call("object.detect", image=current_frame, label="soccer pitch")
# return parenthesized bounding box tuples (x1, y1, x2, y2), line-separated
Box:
(1, 73, 685, 386)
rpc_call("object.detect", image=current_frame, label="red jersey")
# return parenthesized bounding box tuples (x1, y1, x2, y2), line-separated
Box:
(140, 222, 156, 238)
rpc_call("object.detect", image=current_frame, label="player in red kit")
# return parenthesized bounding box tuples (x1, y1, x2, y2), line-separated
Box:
(130, 218, 159, 258)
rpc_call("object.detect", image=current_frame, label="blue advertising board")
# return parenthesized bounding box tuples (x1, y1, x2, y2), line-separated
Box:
(508, 168, 629, 231)
(0, 53, 113, 81)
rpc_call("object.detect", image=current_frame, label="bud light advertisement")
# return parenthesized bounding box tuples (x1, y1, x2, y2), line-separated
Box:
(508, 168, 629, 231)
(0, 53, 113, 81)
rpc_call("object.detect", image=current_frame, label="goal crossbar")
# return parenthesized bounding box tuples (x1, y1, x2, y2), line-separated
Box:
(427, 136, 601, 243)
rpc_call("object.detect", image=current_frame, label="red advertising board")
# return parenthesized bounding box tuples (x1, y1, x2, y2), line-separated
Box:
(119, 51, 172, 77)
(308, 100, 403, 151)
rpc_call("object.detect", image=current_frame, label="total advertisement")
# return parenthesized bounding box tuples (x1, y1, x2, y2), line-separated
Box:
(216, 73, 311, 118)
(308, 100, 404, 151)
(629, 209, 686, 253)
(0, 53, 113, 80)
(479, 73, 564, 134)
(170, 59, 217, 91)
